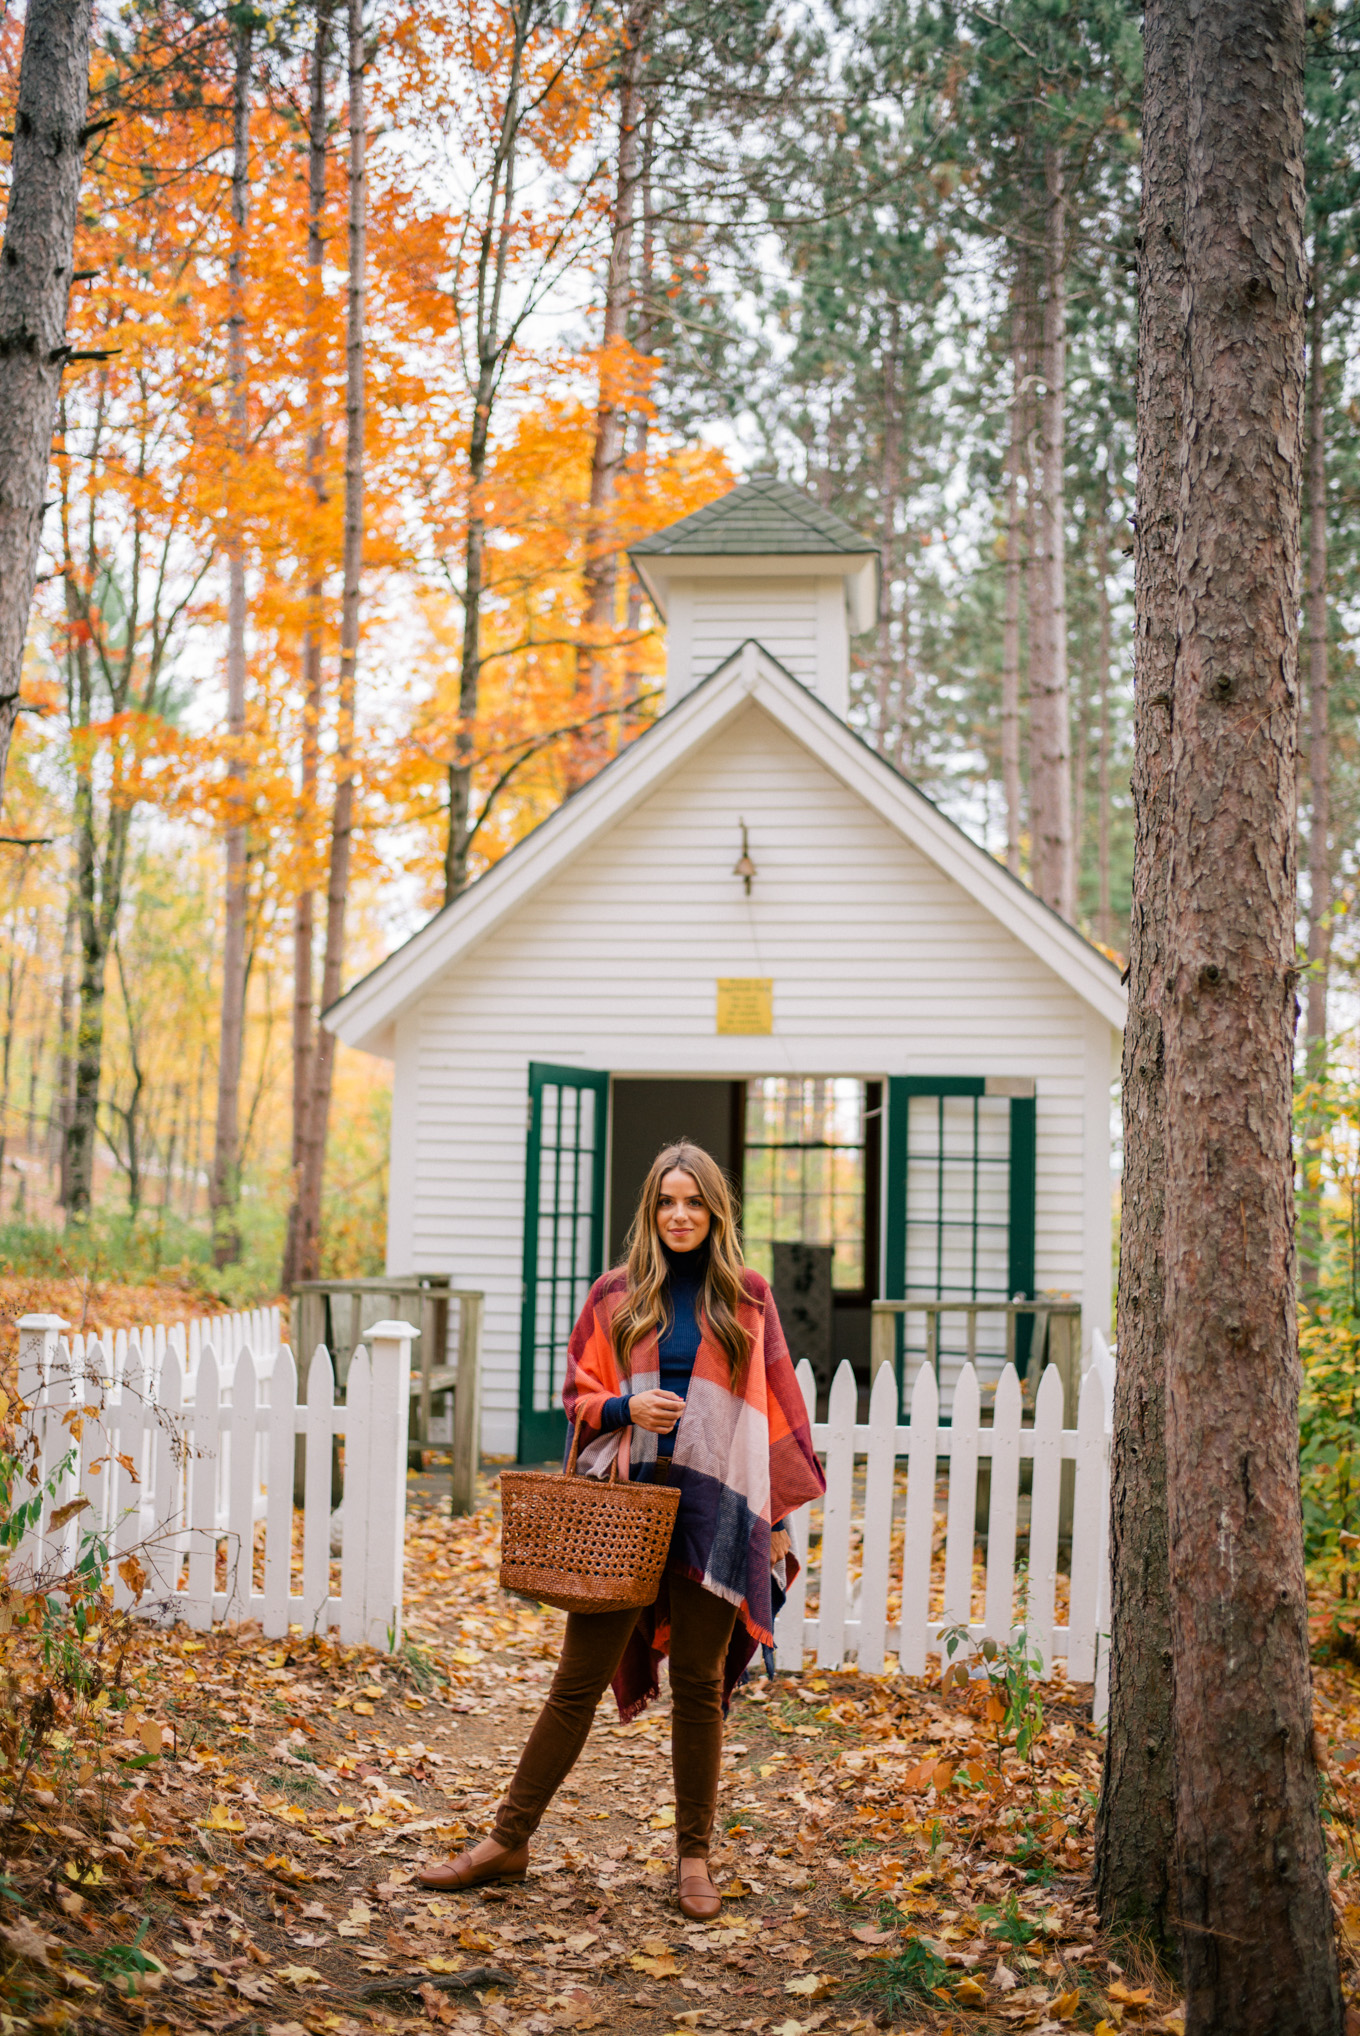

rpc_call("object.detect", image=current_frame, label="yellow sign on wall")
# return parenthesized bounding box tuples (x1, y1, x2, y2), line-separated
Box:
(716, 978, 773, 1035)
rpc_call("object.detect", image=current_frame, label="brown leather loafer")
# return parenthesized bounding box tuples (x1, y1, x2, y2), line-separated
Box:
(676, 1858, 722, 1921)
(417, 1840, 529, 1890)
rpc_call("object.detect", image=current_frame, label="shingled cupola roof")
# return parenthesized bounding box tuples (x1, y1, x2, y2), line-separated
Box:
(628, 472, 880, 659)
(631, 472, 877, 560)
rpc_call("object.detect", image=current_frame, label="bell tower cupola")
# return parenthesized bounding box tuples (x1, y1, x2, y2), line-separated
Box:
(629, 472, 878, 719)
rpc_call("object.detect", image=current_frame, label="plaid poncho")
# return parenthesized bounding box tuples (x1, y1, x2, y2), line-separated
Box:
(562, 1267, 826, 1720)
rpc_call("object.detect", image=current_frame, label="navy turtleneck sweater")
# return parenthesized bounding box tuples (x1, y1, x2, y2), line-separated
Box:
(600, 1239, 706, 1456)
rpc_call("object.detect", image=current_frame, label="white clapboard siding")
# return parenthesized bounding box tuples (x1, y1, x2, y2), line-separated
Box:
(773, 1354, 1114, 1721)
(11, 1313, 415, 1657)
(687, 580, 822, 686)
(387, 702, 1114, 1455)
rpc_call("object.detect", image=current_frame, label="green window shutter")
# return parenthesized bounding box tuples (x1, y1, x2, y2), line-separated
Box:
(1007, 1093, 1037, 1372)
(518, 1063, 609, 1463)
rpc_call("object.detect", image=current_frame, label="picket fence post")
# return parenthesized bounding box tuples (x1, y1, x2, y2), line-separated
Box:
(773, 1361, 816, 1670)
(898, 1358, 939, 1676)
(13, 1316, 68, 1585)
(351, 1320, 416, 1649)
(301, 1346, 336, 1632)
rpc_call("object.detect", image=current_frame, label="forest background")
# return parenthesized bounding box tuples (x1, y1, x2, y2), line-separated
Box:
(5, 0, 1360, 1551)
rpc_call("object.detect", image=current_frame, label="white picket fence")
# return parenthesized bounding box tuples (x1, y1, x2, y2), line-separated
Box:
(774, 1332, 1114, 1720)
(11, 1310, 419, 1651)
(10, 1303, 1114, 1705)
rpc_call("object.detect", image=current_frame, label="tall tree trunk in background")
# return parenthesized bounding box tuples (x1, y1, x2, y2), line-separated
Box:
(1299, 269, 1330, 1294)
(875, 304, 900, 758)
(1021, 247, 1045, 845)
(1072, 637, 1088, 907)
(577, 1, 648, 769)
(1164, 1, 1339, 2022)
(1028, 149, 1073, 919)
(444, 6, 536, 903)
(1095, 487, 1113, 948)
(283, 0, 333, 1295)
(55, 880, 75, 1195)
(290, 0, 365, 1284)
(1094, 0, 1183, 1950)
(1000, 283, 1024, 876)
(0, 0, 93, 814)
(623, 105, 656, 711)
(210, 20, 253, 1268)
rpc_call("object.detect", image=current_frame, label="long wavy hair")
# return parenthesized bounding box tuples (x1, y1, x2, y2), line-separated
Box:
(611, 1142, 753, 1385)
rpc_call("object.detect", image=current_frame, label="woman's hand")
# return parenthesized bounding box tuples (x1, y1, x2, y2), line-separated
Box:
(628, 1389, 686, 1434)
(770, 1528, 793, 1568)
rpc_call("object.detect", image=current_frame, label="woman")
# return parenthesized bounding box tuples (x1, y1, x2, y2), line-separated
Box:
(419, 1141, 826, 1920)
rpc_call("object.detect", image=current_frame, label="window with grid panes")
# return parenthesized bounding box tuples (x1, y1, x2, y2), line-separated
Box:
(884, 1077, 1036, 1414)
(741, 1077, 867, 1290)
(518, 1064, 607, 1461)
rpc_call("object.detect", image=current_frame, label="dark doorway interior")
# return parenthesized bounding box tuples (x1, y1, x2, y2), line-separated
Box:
(607, 1078, 743, 1265)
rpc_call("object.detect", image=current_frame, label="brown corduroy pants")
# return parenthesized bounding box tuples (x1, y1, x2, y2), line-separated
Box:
(491, 1573, 738, 1861)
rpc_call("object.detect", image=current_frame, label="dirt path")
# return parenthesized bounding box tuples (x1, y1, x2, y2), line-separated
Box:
(9, 1481, 1343, 2034)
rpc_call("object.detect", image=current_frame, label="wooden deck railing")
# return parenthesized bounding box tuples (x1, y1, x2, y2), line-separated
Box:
(290, 1276, 482, 1514)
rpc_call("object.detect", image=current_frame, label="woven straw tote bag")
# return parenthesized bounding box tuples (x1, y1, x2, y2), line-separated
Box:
(499, 1421, 680, 1615)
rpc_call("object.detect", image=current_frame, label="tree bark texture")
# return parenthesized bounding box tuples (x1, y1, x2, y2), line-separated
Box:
(580, 0, 648, 723)
(0, 0, 92, 814)
(622, 103, 655, 701)
(283, 0, 333, 1295)
(1095, 490, 1112, 949)
(444, 5, 532, 902)
(1028, 148, 1074, 920)
(1164, 1, 1340, 2023)
(1298, 272, 1329, 1291)
(874, 304, 899, 761)
(1001, 281, 1024, 877)
(211, 21, 253, 1264)
(1095, 0, 1184, 1949)
(291, 0, 365, 1284)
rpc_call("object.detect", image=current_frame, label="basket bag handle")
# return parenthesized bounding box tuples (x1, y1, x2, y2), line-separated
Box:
(565, 1417, 673, 1487)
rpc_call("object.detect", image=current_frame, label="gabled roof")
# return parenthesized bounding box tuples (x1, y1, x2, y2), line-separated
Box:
(631, 474, 876, 558)
(324, 643, 1126, 1058)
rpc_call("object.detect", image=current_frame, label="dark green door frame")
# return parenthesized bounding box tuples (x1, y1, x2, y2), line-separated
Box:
(883, 1076, 1038, 1406)
(518, 1062, 609, 1462)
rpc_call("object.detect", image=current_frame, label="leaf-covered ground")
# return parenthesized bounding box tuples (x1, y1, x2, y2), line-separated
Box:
(4, 1479, 1360, 2036)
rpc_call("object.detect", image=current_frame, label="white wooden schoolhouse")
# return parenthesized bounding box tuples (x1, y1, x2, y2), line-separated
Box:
(325, 476, 1127, 1461)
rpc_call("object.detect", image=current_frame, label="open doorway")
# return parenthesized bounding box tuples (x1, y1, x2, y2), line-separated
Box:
(608, 1079, 742, 1264)
(606, 1074, 882, 1407)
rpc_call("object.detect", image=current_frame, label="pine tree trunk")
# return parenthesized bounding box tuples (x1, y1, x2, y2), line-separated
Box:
(283, 0, 333, 1296)
(1073, 634, 1088, 910)
(875, 302, 899, 759)
(445, 387, 490, 902)
(1095, 492, 1113, 949)
(1021, 247, 1045, 848)
(1164, 2, 1340, 2022)
(1299, 270, 1329, 1293)
(1094, 0, 1184, 1948)
(444, 11, 533, 901)
(292, 0, 365, 1283)
(210, 21, 253, 1267)
(1001, 283, 1024, 875)
(0, 0, 93, 813)
(577, 1, 649, 773)
(622, 102, 655, 712)
(1029, 148, 1074, 919)
(55, 865, 75, 1197)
